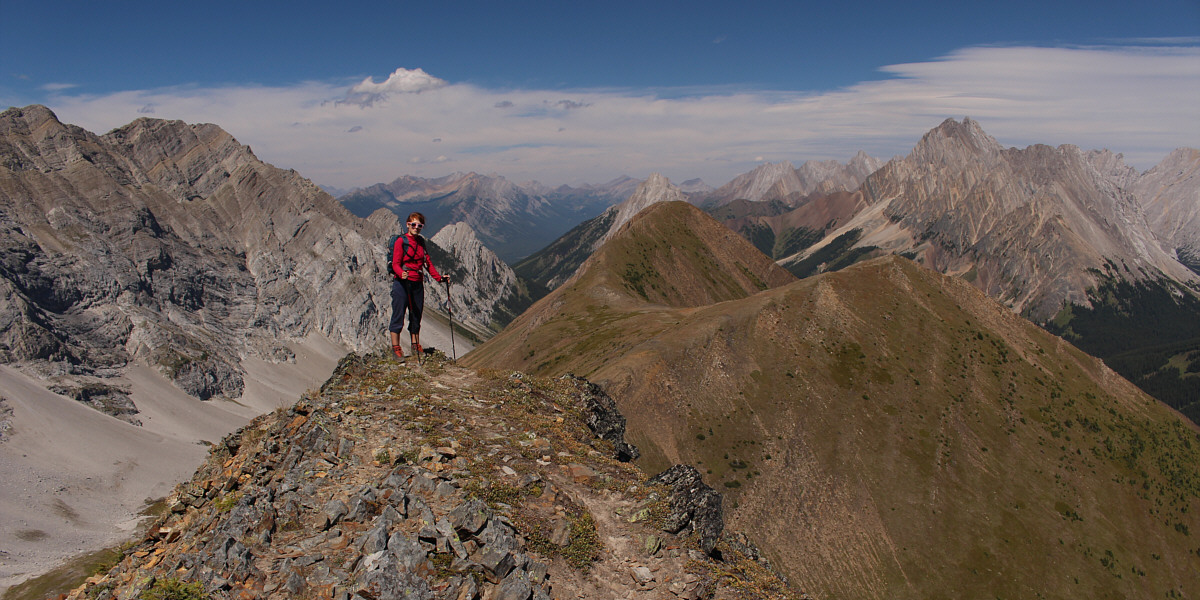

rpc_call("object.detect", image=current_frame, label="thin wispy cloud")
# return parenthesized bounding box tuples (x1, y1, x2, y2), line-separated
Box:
(43, 44, 1200, 188)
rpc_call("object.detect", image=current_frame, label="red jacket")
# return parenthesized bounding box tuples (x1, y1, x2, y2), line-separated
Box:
(393, 234, 444, 282)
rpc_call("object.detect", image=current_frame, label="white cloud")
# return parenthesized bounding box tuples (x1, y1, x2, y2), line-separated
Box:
(40, 43, 1200, 189)
(340, 67, 447, 107)
(40, 82, 78, 91)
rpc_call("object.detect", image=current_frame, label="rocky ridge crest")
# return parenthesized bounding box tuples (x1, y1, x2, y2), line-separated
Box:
(64, 352, 798, 600)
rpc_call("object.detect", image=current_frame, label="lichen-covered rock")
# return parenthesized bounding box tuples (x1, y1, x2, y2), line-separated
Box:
(560, 374, 639, 461)
(648, 464, 724, 555)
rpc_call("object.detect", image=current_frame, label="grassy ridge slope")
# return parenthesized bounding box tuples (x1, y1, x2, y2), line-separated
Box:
(466, 202, 1200, 599)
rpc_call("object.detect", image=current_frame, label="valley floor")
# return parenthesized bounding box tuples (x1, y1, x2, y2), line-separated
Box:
(0, 334, 353, 594)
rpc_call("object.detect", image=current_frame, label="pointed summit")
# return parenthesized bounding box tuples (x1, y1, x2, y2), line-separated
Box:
(470, 201, 795, 372)
(706, 161, 802, 206)
(604, 173, 686, 243)
(911, 117, 1004, 165)
(429, 222, 540, 333)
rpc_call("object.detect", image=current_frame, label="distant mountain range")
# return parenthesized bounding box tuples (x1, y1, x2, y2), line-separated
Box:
(699, 151, 883, 207)
(337, 172, 636, 262)
(513, 173, 688, 291)
(751, 118, 1200, 422)
(464, 200, 1200, 599)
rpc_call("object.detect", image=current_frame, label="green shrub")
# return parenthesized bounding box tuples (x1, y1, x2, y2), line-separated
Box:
(139, 578, 209, 600)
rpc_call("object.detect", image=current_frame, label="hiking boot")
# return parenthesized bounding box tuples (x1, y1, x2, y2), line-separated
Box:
(392, 345, 405, 360)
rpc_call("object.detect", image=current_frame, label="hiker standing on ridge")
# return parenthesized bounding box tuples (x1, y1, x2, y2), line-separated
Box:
(390, 212, 448, 360)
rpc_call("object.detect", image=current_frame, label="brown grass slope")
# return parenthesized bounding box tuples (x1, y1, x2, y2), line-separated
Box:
(465, 202, 1200, 600)
(463, 201, 797, 375)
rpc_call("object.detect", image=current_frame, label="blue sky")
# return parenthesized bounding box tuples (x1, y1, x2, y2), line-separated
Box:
(2, 0, 1198, 188)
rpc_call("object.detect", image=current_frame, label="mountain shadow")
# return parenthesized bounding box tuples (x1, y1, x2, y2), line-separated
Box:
(464, 201, 1200, 599)
(706, 190, 870, 261)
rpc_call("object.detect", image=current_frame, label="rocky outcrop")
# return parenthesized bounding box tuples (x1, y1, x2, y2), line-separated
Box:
(46, 382, 139, 425)
(64, 353, 796, 600)
(0, 396, 12, 443)
(558, 374, 639, 462)
(0, 105, 395, 400)
(647, 465, 723, 555)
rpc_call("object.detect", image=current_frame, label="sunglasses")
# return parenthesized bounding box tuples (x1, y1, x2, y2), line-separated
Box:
(408, 222, 424, 229)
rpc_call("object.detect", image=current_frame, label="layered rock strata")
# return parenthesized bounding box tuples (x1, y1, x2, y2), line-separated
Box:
(0, 105, 397, 401)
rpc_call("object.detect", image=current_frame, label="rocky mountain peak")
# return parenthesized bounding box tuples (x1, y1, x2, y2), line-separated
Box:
(604, 173, 686, 243)
(426, 222, 541, 336)
(723, 161, 801, 203)
(101, 116, 254, 205)
(0, 106, 395, 401)
(1, 103, 58, 133)
(795, 118, 1198, 320)
(1077, 146, 1134, 175)
(1129, 146, 1200, 267)
(913, 117, 1003, 165)
(1, 105, 116, 175)
(847, 150, 884, 178)
(430, 220, 480, 250)
(794, 153, 882, 196)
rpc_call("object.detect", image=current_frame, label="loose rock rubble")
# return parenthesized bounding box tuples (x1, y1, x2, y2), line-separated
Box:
(64, 351, 801, 600)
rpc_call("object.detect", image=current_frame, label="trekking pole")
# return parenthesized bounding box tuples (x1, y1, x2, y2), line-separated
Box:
(444, 278, 456, 362)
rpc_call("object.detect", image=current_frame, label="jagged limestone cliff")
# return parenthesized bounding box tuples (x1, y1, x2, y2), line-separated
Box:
(785, 118, 1198, 320)
(0, 105, 397, 400)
